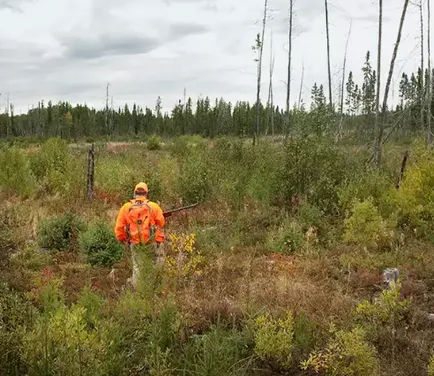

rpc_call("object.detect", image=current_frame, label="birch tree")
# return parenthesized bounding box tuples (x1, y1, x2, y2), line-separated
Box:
(267, 31, 275, 136)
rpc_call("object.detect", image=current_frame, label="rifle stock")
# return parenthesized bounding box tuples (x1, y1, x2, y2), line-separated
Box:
(163, 203, 199, 218)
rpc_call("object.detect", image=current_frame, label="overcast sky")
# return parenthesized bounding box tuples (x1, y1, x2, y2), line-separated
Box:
(0, 0, 425, 114)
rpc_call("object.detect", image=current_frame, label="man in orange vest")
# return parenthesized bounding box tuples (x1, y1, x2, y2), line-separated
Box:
(115, 182, 165, 289)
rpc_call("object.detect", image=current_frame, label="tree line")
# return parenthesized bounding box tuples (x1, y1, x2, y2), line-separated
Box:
(0, 62, 433, 141)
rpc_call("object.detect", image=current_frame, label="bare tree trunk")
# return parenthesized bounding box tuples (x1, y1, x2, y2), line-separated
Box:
(86, 143, 95, 201)
(375, 0, 410, 167)
(255, 0, 268, 144)
(373, 0, 383, 167)
(286, 0, 294, 137)
(339, 21, 352, 140)
(324, 0, 333, 110)
(420, 0, 425, 131)
(396, 150, 409, 189)
(267, 31, 275, 137)
(428, 0, 433, 145)
(105, 83, 110, 134)
(298, 60, 305, 110)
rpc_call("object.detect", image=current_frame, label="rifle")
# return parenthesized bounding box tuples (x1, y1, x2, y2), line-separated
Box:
(163, 203, 199, 218)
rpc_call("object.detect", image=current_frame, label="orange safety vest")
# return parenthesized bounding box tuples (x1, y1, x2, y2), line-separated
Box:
(115, 198, 165, 244)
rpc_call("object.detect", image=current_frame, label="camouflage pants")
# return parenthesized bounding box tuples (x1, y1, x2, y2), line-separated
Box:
(128, 242, 166, 290)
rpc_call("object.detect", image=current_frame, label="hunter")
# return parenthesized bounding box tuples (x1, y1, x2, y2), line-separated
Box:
(114, 182, 165, 289)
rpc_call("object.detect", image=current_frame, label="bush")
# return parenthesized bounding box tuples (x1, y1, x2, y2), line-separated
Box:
(254, 312, 295, 369)
(29, 138, 72, 194)
(338, 169, 393, 216)
(79, 221, 124, 267)
(394, 151, 434, 235)
(266, 219, 304, 254)
(354, 282, 411, 347)
(0, 283, 36, 375)
(301, 326, 380, 376)
(180, 325, 253, 376)
(343, 198, 395, 250)
(147, 135, 162, 151)
(277, 136, 360, 214)
(22, 304, 121, 376)
(0, 147, 36, 198)
(429, 356, 434, 376)
(178, 150, 212, 204)
(37, 212, 86, 252)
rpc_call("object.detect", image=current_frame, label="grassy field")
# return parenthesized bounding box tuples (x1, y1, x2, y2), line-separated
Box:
(1, 135, 434, 375)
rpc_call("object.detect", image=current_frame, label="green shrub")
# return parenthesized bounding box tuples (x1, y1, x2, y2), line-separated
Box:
(338, 169, 393, 216)
(0, 147, 36, 198)
(428, 356, 434, 376)
(180, 325, 253, 376)
(354, 282, 411, 347)
(394, 153, 434, 235)
(278, 136, 360, 215)
(0, 283, 36, 375)
(254, 312, 295, 369)
(343, 198, 395, 249)
(266, 219, 304, 254)
(22, 304, 121, 376)
(37, 212, 86, 252)
(79, 221, 123, 267)
(178, 150, 212, 204)
(29, 138, 72, 194)
(301, 326, 380, 376)
(147, 135, 162, 150)
(10, 247, 52, 271)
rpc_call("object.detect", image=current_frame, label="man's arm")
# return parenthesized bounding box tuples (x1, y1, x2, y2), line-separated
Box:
(114, 204, 129, 242)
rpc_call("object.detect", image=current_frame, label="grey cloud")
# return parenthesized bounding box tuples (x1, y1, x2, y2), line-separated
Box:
(0, 0, 31, 11)
(62, 34, 159, 60)
(59, 22, 209, 60)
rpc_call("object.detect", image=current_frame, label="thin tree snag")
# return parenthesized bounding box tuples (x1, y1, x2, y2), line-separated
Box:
(324, 0, 333, 110)
(286, 0, 294, 138)
(396, 150, 409, 189)
(86, 143, 95, 201)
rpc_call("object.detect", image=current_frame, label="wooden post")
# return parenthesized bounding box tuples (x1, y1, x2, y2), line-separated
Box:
(396, 150, 409, 189)
(86, 143, 95, 200)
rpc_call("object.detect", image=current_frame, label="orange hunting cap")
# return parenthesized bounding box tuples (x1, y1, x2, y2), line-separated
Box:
(134, 182, 148, 195)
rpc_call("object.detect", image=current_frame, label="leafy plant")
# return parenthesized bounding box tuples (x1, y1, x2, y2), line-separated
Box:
(354, 282, 411, 347)
(147, 135, 162, 150)
(343, 197, 395, 249)
(79, 220, 124, 267)
(37, 212, 86, 252)
(266, 219, 304, 254)
(0, 147, 36, 198)
(180, 325, 253, 376)
(301, 326, 380, 376)
(254, 312, 295, 369)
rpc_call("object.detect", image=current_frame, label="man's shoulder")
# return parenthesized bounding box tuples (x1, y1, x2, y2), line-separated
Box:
(148, 201, 163, 211)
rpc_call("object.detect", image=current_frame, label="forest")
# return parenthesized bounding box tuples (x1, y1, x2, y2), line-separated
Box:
(1, 0, 434, 375)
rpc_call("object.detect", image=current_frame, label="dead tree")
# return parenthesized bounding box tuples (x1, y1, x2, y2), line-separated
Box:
(428, 0, 433, 145)
(267, 31, 276, 136)
(324, 0, 333, 110)
(298, 60, 305, 110)
(396, 150, 409, 189)
(105, 83, 110, 135)
(255, 0, 268, 144)
(375, 0, 410, 167)
(373, 0, 383, 167)
(286, 0, 294, 137)
(419, 0, 425, 131)
(339, 21, 352, 140)
(86, 143, 95, 201)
